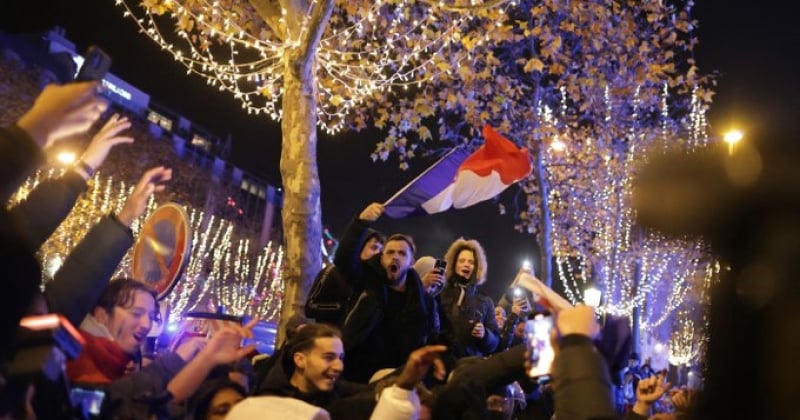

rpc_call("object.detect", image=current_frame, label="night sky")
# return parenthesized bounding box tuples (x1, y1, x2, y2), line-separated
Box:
(3, 0, 798, 301)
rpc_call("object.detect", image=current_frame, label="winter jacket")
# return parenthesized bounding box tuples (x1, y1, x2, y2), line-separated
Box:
(439, 238, 500, 357)
(257, 351, 369, 412)
(334, 218, 437, 383)
(552, 335, 617, 420)
(0, 124, 43, 360)
(44, 215, 134, 326)
(5, 154, 134, 328)
(439, 282, 500, 358)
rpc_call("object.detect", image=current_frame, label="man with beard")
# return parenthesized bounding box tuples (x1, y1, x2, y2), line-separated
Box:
(439, 238, 500, 357)
(333, 203, 437, 383)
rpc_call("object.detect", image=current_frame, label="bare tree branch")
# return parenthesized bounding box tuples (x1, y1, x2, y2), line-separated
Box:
(295, 0, 334, 79)
(248, 0, 287, 41)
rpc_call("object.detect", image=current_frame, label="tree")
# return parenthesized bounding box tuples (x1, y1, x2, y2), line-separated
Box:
(118, 0, 517, 339)
(365, 0, 717, 340)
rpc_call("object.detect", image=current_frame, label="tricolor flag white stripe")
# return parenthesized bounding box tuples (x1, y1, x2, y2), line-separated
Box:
(384, 125, 531, 218)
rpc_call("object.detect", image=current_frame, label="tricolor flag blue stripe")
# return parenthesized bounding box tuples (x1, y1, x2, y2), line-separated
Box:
(384, 125, 532, 219)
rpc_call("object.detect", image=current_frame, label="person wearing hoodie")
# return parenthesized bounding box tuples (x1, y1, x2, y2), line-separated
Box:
(333, 203, 437, 383)
(305, 226, 385, 327)
(438, 238, 500, 358)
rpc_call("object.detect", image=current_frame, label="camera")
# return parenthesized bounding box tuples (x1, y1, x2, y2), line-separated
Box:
(74, 46, 111, 82)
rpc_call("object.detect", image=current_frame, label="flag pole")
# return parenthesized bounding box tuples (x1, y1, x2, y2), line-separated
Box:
(382, 146, 465, 206)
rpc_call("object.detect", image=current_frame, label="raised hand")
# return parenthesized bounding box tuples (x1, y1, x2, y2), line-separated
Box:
(79, 113, 134, 171)
(396, 345, 447, 390)
(200, 318, 258, 365)
(174, 336, 208, 362)
(117, 166, 172, 227)
(555, 305, 600, 339)
(632, 371, 671, 416)
(511, 297, 529, 316)
(421, 270, 445, 292)
(359, 202, 384, 222)
(17, 82, 108, 148)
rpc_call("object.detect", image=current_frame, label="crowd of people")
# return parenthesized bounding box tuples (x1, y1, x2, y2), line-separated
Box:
(2, 72, 798, 418)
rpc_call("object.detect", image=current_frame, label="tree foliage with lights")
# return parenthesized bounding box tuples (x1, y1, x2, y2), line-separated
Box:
(365, 0, 717, 341)
(117, 0, 520, 335)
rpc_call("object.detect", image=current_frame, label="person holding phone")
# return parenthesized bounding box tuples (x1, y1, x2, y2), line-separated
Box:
(438, 237, 501, 358)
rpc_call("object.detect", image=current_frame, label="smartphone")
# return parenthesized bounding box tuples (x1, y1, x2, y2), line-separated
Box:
(70, 387, 106, 416)
(434, 258, 446, 274)
(75, 45, 112, 82)
(524, 313, 555, 378)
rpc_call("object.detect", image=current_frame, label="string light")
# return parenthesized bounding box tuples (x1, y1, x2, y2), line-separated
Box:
(543, 80, 717, 332)
(9, 169, 285, 322)
(115, 0, 514, 133)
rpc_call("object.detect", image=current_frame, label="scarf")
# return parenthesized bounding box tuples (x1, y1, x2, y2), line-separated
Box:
(66, 316, 134, 384)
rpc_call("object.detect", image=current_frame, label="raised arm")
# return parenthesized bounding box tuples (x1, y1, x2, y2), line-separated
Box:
(9, 114, 134, 250)
(45, 167, 172, 327)
(333, 202, 384, 284)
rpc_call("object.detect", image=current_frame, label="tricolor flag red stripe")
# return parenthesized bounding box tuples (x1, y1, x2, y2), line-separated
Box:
(384, 125, 531, 218)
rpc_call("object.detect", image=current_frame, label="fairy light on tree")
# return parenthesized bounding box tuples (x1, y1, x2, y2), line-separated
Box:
(370, 0, 718, 340)
(115, 0, 518, 335)
(9, 170, 285, 322)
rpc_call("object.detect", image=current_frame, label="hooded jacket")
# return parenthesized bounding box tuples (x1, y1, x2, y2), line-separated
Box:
(439, 238, 500, 357)
(334, 218, 437, 383)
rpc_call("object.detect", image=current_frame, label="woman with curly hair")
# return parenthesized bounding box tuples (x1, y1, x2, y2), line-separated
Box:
(438, 238, 500, 358)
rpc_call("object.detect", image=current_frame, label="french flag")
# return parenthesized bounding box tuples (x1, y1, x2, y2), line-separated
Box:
(384, 125, 532, 218)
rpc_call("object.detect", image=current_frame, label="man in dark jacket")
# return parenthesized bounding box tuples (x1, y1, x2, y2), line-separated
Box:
(257, 323, 367, 409)
(334, 203, 437, 383)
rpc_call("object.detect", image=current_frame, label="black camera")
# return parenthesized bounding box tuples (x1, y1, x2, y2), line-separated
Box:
(74, 46, 111, 82)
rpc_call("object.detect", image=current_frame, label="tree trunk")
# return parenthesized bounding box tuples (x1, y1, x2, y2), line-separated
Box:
(275, 0, 334, 346)
(535, 152, 553, 287)
(278, 62, 321, 344)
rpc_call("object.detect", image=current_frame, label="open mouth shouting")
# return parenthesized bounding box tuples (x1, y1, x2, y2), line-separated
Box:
(133, 330, 148, 344)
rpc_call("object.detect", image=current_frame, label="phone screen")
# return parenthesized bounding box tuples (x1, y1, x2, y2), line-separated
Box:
(524, 314, 555, 378)
(70, 387, 106, 416)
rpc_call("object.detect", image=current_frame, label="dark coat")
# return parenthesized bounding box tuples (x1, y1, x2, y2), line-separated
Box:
(6, 164, 135, 328)
(334, 218, 437, 383)
(305, 226, 381, 326)
(432, 345, 530, 420)
(0, 124, 44, 360)
(44, 215, 134, 326)
(439, 281, 500, 358)
(257, 351, 368, 410)
(552, 335, 618, 420)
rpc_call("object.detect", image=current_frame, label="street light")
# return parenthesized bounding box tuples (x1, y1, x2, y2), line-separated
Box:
(584, 286, 602, 307)
(723, 129, 744, 154)
(522, 259, 532, 272)
(56, 151, 77, 165)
